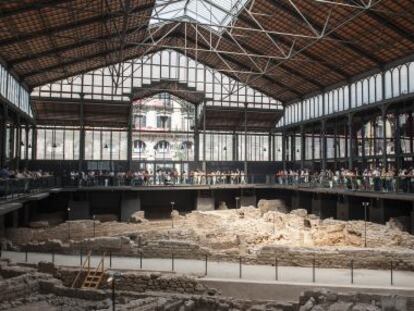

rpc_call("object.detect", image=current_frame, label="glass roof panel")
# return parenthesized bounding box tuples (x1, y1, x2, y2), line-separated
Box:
(150, 0, 249, 32)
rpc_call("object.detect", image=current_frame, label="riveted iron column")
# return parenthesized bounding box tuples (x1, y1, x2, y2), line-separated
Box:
(347, 113, 353, 170)
(0, 105, 7, 168)
(244, 103, 248, 176)
(321, 120, 327, 171)
(79, 93, 85, 172)
(382, 105, 387, 168)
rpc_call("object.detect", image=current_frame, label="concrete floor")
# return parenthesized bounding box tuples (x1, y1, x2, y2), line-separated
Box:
(2, 250, 414, 291)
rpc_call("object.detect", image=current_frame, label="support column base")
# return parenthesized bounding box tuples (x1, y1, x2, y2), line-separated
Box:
(121, 192, 141, 222)
(369, 199, 385, 224)
(337, 196, 350, 221)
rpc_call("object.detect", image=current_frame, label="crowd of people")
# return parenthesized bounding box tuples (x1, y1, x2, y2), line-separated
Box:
(0, 167, 52, 180)
(64, 167, 414, 192)
(0, 167, 55, 197)
(275, 167, 414, 192)
(0, 165, 409, 193)
(66, 169, 248, 186)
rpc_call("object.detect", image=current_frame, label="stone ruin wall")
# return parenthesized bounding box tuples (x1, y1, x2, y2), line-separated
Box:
(0, 260, 413, 311)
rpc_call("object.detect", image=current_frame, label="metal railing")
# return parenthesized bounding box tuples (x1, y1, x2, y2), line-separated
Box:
(0, 176, 59, 201)
(0, 172, 410, 196)
(272, 174, 414, 193)
(60, 174, 265, 188)
(59, 173, 414, 195)
(1, 248, 412, 287)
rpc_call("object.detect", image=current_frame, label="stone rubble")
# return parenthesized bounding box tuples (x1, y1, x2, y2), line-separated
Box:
(298, 289, 410, 311)
(129, 211, 148, 224)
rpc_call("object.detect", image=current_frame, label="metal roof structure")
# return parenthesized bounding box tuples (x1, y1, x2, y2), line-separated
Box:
(31, 96, 130, 127)
(1, 0, 414, 103)
(132, 79, 209, 105)
(197, 106, 283, 131)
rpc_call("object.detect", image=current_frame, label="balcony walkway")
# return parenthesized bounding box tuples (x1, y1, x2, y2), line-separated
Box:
(55, 183, 414, 202)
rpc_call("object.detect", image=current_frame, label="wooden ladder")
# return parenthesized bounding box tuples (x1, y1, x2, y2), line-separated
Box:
(71, 251, 106, 289)
(82, 252, 106, 289)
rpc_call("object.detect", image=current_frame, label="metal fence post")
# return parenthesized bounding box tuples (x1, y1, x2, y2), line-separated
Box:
(25, 249, 28, 262)
(275, 257, 278, 281)
(80, 249, 83, 265)
(139, 252, 143, 269)
(312, 255, 316, 283)
(52, 252, 55, 264)
(109, 251, 112, 268)
(390, 260, 393, 286)
(239, 257, 242, 279)
(350, 260, 354, 284)
(205, 255, 208, 276)
(172, 253, 175, 272)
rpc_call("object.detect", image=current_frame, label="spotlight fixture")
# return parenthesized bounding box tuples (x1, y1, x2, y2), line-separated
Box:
(104, 144, 109, 149)
(20, 141, 24, 146)
(223, 146, 227, 151)
(52, 143, 57, 148)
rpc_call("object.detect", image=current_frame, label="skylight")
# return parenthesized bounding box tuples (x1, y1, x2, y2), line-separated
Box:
(150, 0, 249, 32)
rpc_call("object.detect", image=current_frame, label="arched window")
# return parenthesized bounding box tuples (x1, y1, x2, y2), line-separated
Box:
(392, 68, 400, 97)
(350, 83, 356, 108)
(133, 140, 146, 153)
(338, 88, 343, 111)
(343, 86, 349, 110)
(400, 65, 408, 95)
(375, 74, 382, 101)
(318, 95, 323, 116)
(362, 78, 369, 104)
(154, 140, 170, 153)
(409, 62, 414, 93)
(369, 76, 376, 103)
(385, 70, 392, 99)
(181, 141, 193, 150)
(356, 81, 363, 106)
(333, 89, 339, 112)
(328, 91, 334, 113)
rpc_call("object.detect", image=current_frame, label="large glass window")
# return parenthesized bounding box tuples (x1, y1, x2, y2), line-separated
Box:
(278, 61, 414, 129)
(237, 133, 269, 161)
(36, 126, 80, 160)
(132, 94, 195, 161)
(33, 50, 282, 111)
(0, 64, 32, 116)
(84, 128, 127, 160)
(201, 132, 233, 161)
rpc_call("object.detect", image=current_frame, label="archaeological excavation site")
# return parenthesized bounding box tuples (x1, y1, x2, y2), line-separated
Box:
(2, 0, 414, 309)
(1, 197, 414, 310)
